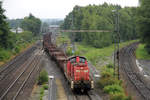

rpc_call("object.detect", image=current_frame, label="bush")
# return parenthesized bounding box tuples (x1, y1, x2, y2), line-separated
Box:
(38, 70, 48, 85)
(100, 65, 114, 79)
(98, 64, 130, 100)
(15, 46, 21, 53)
(0, 49, 11, 61)
(43, 84, 48, 90)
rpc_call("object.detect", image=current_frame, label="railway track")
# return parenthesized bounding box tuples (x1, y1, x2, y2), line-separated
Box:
(0, 47, 37, 98)
(0, 41, 43, 100)
(73, 91, 91, 100)
(0, 50, 42, 100)
(71, 90, 101, 100)
(120, 43, 150, 100)
(0, 46, 36, 81)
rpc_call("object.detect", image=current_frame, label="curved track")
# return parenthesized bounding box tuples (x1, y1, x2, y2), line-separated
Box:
(120, 43, 150, 100)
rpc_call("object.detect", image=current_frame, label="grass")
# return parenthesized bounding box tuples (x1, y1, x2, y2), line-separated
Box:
(77, 40, 138, 67)
(56, 35, 71, 46)
(136, 44, 150, 60)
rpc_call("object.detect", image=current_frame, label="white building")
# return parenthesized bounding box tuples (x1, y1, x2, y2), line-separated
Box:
(10, 27, 23, 33)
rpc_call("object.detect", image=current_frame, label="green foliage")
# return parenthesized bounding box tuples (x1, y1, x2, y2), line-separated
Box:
(0, 48, 11, 61)
(38, 70, 48, 85)
(7, 19, 23, 29)
(0, 2, 16, 49)
(40, 87, 44, 100)
(43, 84, 48, 90)
(136, 0, 150, 54)
(77, 40, 137, 66)
(66, 47, 73, 56)
(98, 65, 122, 88)
(14, 45, 21, 53)
(17, 31, 33, 42)
(39, 84, 49, 100)
(21, 14, 41, 36)
(104, 84, 123, 94)
(98, 64, 131, 100)
(62, 4, 138, 48)
(136, 44, 150, 60)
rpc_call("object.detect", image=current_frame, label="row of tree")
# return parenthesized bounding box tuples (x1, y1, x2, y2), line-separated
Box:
(61, 3, 138, 48)
(136, 0, 150, 54)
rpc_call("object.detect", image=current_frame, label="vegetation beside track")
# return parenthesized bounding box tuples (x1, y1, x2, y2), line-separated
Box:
(38, 70, 49, 100)
(38, 69, 49, 85)
(0, 31, 40, 66)
(0, 2, 42, 66)
(76, 40, 138, 67)
(136, 44, 150, 60)
(98, 64, 131, 100)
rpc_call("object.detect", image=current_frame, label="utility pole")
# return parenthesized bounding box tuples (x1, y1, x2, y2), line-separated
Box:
(71, 10, 75, 54)
(117, 8, 120, 80)
(112, 8, 120, 80)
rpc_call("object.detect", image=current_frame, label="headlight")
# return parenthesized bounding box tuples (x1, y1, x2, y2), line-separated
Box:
(84, 70, 88, 72)
(76, 70, 80, 72)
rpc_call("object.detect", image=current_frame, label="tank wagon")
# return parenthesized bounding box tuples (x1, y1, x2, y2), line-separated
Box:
(43, 33, 94, 91)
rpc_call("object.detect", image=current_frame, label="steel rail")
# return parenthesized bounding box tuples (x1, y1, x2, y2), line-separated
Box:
(120, 43, 150, 100)
(0, 46, 36, 81)
(13, 54, 41, 100)
(0, 51, 38, 100)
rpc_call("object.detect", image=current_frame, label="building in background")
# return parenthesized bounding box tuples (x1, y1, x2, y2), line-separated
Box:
(10, 27, 23, 33)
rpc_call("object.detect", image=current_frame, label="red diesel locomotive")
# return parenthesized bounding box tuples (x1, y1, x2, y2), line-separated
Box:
(66, 56, 94, 90)
(43, 33, 94, 91)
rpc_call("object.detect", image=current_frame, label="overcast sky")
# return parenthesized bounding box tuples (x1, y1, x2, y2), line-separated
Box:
(2, 0, 139, 19)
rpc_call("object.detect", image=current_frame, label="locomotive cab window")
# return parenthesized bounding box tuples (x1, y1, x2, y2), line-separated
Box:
(70, 57, 76, 63)
(79, 57, 85, 63)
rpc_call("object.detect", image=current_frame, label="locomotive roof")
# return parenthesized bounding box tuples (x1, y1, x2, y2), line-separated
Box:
(67, 56, 87, 60)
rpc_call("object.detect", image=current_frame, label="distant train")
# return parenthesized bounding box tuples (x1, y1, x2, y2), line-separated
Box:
(43, 33, 94, 91)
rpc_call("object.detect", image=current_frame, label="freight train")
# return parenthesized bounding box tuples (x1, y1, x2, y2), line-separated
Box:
(43, 33, 94, 91)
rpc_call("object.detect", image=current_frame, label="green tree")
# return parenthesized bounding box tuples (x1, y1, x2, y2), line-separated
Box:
(0, 1, 15, 49)
(136, 0, 150, 54)
(21, 14, 41, 36)
(62, 3, 138, 48)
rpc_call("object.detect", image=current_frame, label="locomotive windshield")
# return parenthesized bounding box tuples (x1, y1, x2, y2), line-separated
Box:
(79, 57, 85, 63)
(69, 56, 86, 64)
(70, 57, 76, 63)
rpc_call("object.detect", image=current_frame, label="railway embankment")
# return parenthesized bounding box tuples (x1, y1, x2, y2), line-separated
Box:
(0, 39, 40, 67)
